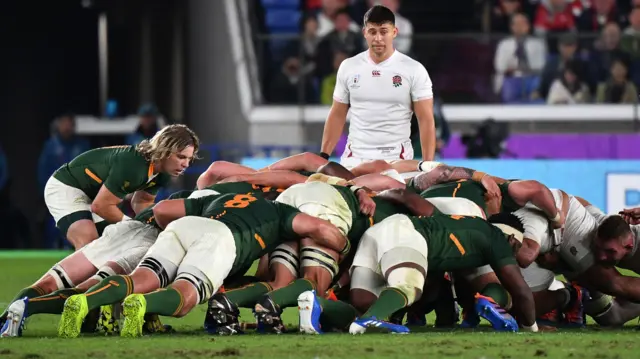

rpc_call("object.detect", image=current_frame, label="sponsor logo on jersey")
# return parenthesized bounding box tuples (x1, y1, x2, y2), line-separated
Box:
(372, 70, 380, 77)
(606, 173, 640, 212)
(392, 75, 402, 87)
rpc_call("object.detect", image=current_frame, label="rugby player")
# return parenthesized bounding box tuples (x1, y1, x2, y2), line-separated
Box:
(320, 5, 436, 169)
(44, 124, 198, 249)
(56, 193, 348, 338)
(296, 211, 536, 334)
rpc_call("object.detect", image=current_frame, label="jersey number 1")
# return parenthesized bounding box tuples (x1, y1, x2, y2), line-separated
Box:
(224, 193, 258, 208)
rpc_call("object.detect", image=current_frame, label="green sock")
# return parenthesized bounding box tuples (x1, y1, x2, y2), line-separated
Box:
(85, 275, 133, 311)
(479, 283, 510, 308)
(317, 297, 357, 330)
(144, 288, 184, 317)
(362, 288, 408, 320)
(27, 288, 82, 316)
(1, 286, 47, 319)
(268, 279, 316, 309)
(226, 282, 272, 308)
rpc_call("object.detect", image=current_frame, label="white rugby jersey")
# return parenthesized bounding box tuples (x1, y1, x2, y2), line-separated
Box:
(333, 50, 433, 156)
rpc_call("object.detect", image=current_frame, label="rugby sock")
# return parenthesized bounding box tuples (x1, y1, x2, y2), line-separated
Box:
(479, 283, 511, 309)
(85, 275, 133, 311)
(226, 282, 272, 308)
(362, 288, 408, 321)
(317, 297, 357, 330)
(1, 286, 46, 319)
(27, 288, 82, 315)
(144, 288, 184, 317)
(269, 279, 316, 308)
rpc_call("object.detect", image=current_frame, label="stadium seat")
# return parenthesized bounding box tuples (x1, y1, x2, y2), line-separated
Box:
(261, 0, 300, 8)
(501, 76, 541, 104)
(265, 9, 301, 32)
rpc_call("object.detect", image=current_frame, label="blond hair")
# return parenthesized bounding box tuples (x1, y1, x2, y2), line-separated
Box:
(136, 124, 200, 163)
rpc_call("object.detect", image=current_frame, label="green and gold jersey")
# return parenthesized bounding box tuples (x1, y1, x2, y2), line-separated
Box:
(410, 214, 517, 272)
(420, 180, 520, 213)
(53, 146, 170, 200)
(183, 193, 301, 276)
(204, 182, 284, 198)
(133, 190, 194, 229)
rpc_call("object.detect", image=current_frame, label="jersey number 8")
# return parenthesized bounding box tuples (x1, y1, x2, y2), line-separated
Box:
(224, 193, 258, 208)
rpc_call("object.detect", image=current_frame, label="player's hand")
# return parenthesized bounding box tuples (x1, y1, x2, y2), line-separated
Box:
(551, 208, 565, 229)
(621, 213, 640, 225)
(484, 194, 501, 216)
(357, 190, 376, 216)
(480, 175, 501, 201)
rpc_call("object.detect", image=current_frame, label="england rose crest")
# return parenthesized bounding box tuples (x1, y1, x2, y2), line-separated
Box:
(392, 75, 402, 87)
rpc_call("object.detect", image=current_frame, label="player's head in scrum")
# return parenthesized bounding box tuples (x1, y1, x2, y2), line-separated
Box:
(362, 5, 397, 58)
(136, 124, 200, 176)
(593, 215, 635, 267)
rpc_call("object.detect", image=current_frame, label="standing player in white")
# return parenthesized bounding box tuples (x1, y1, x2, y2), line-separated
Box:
(319, 5, 436, 170)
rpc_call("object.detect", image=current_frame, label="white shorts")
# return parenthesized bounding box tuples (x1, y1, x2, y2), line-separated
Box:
(141, 216, 237, 297)
(276, 182, 352, 236)
(520, 262, 556, 292)
(425, 197, 486, 219)
(351, 214, 428, 276)
(340, 140, 414, 170)
(44, 176, 104, 224)
(82, 221, 159, 273)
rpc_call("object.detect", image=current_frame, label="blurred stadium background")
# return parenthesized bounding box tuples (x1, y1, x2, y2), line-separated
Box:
(1, 0, 640, 249)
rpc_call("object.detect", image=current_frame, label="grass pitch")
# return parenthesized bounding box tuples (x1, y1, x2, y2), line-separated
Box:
(0, 252, 638, 359)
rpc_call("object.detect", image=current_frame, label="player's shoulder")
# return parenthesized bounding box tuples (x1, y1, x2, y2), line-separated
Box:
(394, 51, 426, 71)
(339, 51, 368, 69)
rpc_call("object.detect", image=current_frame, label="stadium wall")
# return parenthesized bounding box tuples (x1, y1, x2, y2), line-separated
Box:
(241, 158, 640, 213)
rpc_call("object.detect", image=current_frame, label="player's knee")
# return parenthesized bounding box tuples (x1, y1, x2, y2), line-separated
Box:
(269, 243, 299, 279)
(380, 247, 427, 278)
(350, 288, 377, 314)
(585, 293, 620, 326)
(43, 264, 76, 292)
(175, 270, 214, 305)
(89, 265, 118, 284)
(300, 246, 339, 279)
(138, 257, 176, 288)
(386, 267, 425, 306)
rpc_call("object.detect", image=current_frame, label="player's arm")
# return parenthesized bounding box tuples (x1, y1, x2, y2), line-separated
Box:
(494, 263, 537, 329)
(517, 238, 541, 268)
(130, 190, 156, 214)
(196, 161, 257, 189)
(352, 173, 405, 191)
(292, 213, 348, 254)
(262, 152, 328, 173)
(411, 165, 500, 199)
(317, 161, 356, 180)
(151, 198, 188, 229)
(411, 64, 436, 161)
(321, 61, 350, 156)
(91, 185, 126, 223)
(575, 265, 640, 302)
(575, 196, 609, 224)
(218, 170, 307, 188)
(376, 188, 436, 217)
(508, 180, 561, 226)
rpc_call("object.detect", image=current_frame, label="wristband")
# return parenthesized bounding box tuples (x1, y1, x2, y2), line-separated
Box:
(319, 152, 330, 160)
(521, 322, 539, 332)
(471, 171, 486, 182)
(348, 185, 364, 194)
(551, 211, 561, 223)
(121, 214, 131, 222)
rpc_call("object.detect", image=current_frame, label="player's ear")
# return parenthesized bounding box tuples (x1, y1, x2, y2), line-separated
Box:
(393, 25, 398, 38)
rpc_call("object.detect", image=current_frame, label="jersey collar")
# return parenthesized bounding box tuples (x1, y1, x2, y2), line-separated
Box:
(148, 163, 159, 182)
(366, 49, 397, 66)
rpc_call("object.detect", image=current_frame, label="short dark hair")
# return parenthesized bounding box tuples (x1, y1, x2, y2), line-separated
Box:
(597, 215, 631, 242)
(488, 212, 525, 234)
(363, 5, 395, 27)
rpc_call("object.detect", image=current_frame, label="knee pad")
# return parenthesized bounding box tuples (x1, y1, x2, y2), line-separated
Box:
(138, 257, 177, 288)
(176, 268, 214, 305)
(300, 246, 339, 278)
(386, 267, 425, 306)
(380, 247, 427, 276)
(89, 265, 117, 283)
(269, 243, 299, 277)
(47, 264, 75, 290)
(350, 266, 385, 297)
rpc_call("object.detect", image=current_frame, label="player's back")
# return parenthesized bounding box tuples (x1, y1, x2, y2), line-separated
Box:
(411, 214, 513, 272)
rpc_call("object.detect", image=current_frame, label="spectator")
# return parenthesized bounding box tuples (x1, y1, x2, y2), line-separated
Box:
(620, 7, 640, 59)
(376, 0, 413, 53)
(269, 57, 318, 104)
(317, 0, 360, 38)
(320, 51, 348, 104)
(575, 0, 625, 33)
(537, 32, 585, 97)
(596, 58, 638, 103)
(546, 61, 591, 103)
(37, 114, 90, 248)
(286, 16, 320, 64)
(487, 0, 524, 34)
(589, 22, 629, 87)
(534, 0, 576, 35)
(125, 103, 160, 147)
(494, 13, 547, 92)
(316, 8, 364, 78)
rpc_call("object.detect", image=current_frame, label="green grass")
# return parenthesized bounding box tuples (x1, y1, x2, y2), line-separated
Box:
(1, 253, 639, 359)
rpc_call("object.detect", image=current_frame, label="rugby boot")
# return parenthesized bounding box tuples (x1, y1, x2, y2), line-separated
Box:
(348, 316, 410, 334)
(58, 294, 89, 338)
(143, 313, 174, 334)
(460, 308, 481, 329)
(0, 297, 29, 337)
(297, 290, 323, 334)
(97, 304, 120, 335)
(562, 283, 586, 328)
(254, 295, 286, 334)
(204, 293, 243, 335)
(537, 308, 561, 327)
(475, 294, 518, 332)
(120, 294, 146, 338)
